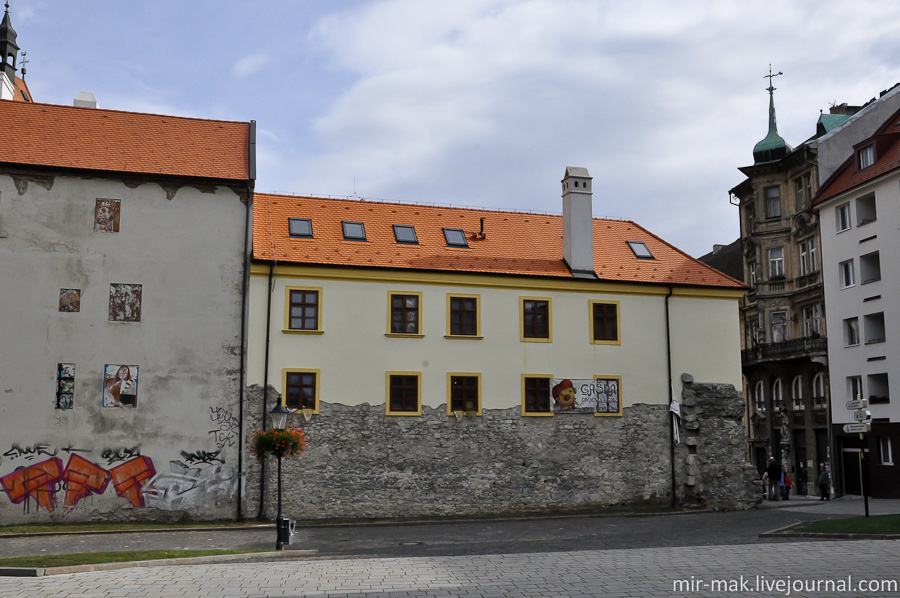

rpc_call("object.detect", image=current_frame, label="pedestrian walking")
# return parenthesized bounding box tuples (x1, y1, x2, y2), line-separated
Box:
(782, 470, 793, 501)
(817, 465, 830, 501)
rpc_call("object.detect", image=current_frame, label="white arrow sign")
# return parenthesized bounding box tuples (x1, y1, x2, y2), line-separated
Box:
(843, 423, 871, 433)
(853, 410, 872, 422)
(846, 399, 869, 410)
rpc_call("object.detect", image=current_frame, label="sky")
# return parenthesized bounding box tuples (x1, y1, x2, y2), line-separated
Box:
(11, 0, 900, 257)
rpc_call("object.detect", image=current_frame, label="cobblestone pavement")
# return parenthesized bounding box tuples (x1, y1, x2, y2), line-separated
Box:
(2, 539, 898, 597)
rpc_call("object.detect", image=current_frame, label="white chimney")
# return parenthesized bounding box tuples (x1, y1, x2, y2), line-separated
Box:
(561, 166, 595, 277)
(73, 91, 98, 108)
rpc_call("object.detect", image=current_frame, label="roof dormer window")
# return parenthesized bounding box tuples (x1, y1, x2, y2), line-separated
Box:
(288, 218, 313, 238)
(443, 228, 468, 247)
(393, 224, 418, 245)
(858, 145, 875, 170)
(342, 221, 366, 241)
(627, 241, 654, 259)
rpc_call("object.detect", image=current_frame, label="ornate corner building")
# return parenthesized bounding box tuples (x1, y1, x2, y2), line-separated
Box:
(729, 71, 861, 495)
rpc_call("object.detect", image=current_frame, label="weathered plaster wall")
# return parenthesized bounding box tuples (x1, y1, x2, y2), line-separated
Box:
(245, 380, 759, 521)
(0, 172, 246, 523)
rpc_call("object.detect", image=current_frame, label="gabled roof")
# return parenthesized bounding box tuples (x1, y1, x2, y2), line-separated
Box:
(813, 107, 900, 207)
(0, 100, 252, 182)
(254, 194, 744, 289)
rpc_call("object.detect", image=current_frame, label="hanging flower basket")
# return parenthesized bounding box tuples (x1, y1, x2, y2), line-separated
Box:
(251, 427, 307, 461)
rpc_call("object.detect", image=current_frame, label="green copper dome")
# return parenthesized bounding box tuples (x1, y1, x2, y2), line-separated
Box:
(753, 73, 792, 164)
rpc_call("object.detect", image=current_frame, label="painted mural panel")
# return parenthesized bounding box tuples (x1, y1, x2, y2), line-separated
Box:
(549, 377, 622, 415)
(56, 363, 75, 410)
(94, 198, 121, 232)
(108, 283, 142, 321)
(58, 289, 80, 312)
(102, 364, 138, 408)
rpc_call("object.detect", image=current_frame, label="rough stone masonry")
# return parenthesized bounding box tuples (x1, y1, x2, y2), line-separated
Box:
(243, 379, 760, 521)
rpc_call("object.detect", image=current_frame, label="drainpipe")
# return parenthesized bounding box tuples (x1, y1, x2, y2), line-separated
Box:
(237, 120, 256, 521)
(665, 286, 677, 507)
(257, 262, 274, 520)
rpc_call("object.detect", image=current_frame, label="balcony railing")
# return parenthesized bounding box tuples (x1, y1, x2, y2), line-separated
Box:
(742, 336, 828, 364)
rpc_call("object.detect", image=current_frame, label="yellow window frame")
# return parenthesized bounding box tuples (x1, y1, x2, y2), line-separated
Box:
(519, 296, 552, 343)
(283, 285, 324, 334)
(281, 368, 320, 414)
(447, 372, 482, 416)
(385, 371, 422, 416)
(521, 374, 554, 417)
(588, 299, 621, 345)
(385, 291, 424, 338)
(593, 375, 623, 417)
(445, 293, 482, 339)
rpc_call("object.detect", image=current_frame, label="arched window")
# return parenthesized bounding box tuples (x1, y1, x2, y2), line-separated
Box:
(812, 373, 826, 409)
(772, 379, 784, 412)
(755, 380, 766, 413)
(792, 376, 804, 410)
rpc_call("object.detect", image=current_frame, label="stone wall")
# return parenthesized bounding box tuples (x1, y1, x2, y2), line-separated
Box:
(244, 380, 759, 521)
(674, 375, 762, 510)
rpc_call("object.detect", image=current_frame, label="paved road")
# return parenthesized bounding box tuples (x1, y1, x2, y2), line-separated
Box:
(2, 497, 889, 561)
(1, 540, 898, 597)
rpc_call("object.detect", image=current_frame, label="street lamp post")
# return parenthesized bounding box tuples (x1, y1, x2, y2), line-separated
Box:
(270, 402, 291, 550)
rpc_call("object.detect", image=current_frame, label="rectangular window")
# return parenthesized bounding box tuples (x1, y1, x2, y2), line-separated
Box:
(341, 221, 366, 241)
(283, 369, 319, 412)
(286, 287, 322, 332)
(392, 224, 418, 244)
(770, 311, 787, 343)
(626, 241, 654, 259)
(856, 193, 877, 226)
(448, 373, 481, 415)
(109, 283, 142, 322)
(56, 363, 75, 410)
(802, 305, 822, 337)
(387, 372, 421, 415)
(768, 247, 784, 278)
(860, 251, 881, 284)
(836, 203, 852, 232)
(863, 312, 885, 344)
(522, 375, 552, 416)
(843, 317, 859, 346)
(867, 373, 890, 403)
(878, 436, 894, 465)
(595, 376, 622, 416)
(443, 228, 469, 247)
(590, 301, 620, 344)
(748, 261, 757, 287)
(848, 376, 863, 402)
(447, 295, 480, 337)
(808, 238, 818, 272)
(521, 298, 551, 341)
(389, 292, 421, 335)
(289, 218, 313, 238)
(840, 259, 855, 288)
(765, 186, 781, 219)
(859, 145, 875, 169)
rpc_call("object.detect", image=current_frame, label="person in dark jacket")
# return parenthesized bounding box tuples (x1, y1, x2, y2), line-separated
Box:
(817, 465, 831, 501)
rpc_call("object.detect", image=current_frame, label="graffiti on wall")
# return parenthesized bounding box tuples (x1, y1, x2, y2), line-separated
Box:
(209, 406, 239, 449)
(0, 457, 64, 513)
(102, 364, 138, 408)
(143, 462, 237, 511)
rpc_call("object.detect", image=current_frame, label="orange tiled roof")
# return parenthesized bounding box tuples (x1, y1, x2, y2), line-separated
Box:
(254, 193, 744, 288)
(814, 108, 900, 206)
(13, 76, 31, 102)
(0, 100, 251, 181)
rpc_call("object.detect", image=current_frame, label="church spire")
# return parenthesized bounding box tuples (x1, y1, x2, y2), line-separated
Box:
(753, 65, 792, 164)
(0, 1, 20, 84)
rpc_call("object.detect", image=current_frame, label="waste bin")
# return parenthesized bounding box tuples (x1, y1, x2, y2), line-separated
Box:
(277, 516, 295, 546)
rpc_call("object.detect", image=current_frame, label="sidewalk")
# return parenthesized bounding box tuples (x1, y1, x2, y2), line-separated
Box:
(759, 494, 900, 516)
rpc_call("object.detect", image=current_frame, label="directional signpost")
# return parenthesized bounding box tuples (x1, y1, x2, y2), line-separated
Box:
(846, 395, 871, 517)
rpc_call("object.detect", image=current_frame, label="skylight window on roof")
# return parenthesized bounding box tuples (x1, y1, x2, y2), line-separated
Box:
(342, 221, 367, 241)
(443, 228, 469, 247)
(627, 241, 654, 259)
(289, 218, 313, 238)
(393, 224, 418, 244)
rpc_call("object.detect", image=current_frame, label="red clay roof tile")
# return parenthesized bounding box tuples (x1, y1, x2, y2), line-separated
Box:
(0, 100, 251, 181)
(254, 193, 744, 289)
